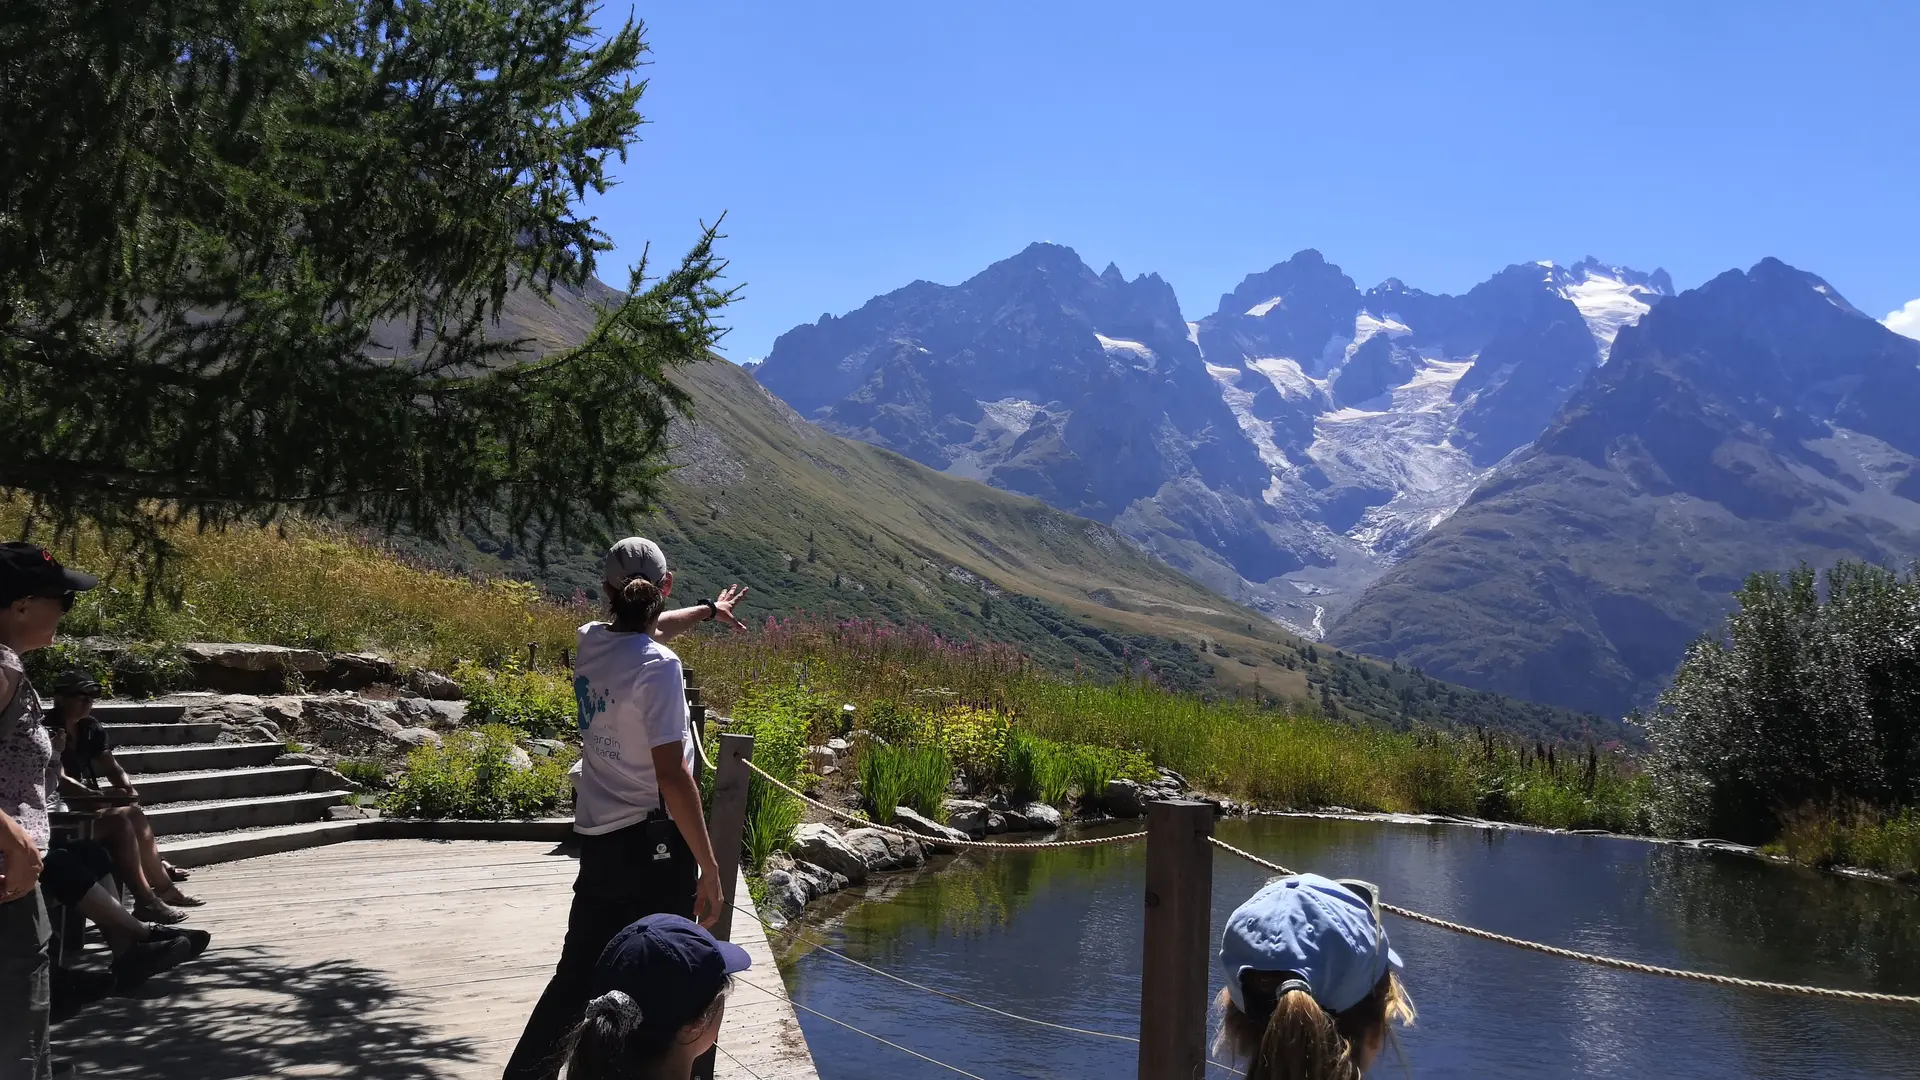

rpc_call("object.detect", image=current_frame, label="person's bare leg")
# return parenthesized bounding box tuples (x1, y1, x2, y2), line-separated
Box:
(124, 807, 202, 906)
(74, 885, 150, 955)
(94, 812, 168, 910)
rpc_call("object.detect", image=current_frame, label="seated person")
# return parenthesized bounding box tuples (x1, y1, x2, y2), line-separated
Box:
(47, 674, 202, 923)
(40, 837, 207, 991)
(557, 913, 750, 1080)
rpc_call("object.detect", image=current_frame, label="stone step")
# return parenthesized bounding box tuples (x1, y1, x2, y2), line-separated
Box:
(132, 765, 331, 805)
(116, 742, 285, 775)
(157, 816, 574, 868)
(92, 701, 189, 724)
(159, 820, 366, 868)
(100, 722, 225, 746)
(144, 790, 350, 837)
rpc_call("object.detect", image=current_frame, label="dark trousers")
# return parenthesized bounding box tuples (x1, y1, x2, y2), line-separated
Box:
(502, 819, 696, 1080)
(0, 889, 50, 1080)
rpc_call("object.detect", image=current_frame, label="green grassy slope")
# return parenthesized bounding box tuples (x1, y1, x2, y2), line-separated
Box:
(437, 354, 1616, 743)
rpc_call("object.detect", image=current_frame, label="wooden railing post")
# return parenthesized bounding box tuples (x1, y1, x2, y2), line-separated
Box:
(707, 733, 755, 936)
(1138, 799, 1215, 1080)
(692, 731, 753, 1080)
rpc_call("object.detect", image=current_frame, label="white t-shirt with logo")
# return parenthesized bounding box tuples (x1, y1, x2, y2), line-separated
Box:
(570, 623, 694, 835)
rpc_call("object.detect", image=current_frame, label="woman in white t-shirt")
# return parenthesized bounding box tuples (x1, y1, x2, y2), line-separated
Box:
(505, 537, 747, 1080)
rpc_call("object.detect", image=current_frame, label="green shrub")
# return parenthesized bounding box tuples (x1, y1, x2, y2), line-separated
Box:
(383, 724, 575, 819)
(859, 743, 951, 824)
(931, 705, 1010, 789)
(864, 699, 924, 745)
(1035, 744, 1075, 806)
(1072, 746, 1120, 802)
(729, 686, 818, 871)
(1768, 805, 1920, 877)
(335, 757, 389, 788)
(25, 639, 188, 699)
(1005, 731, 1043, 804)
(456, 661, 576, 737)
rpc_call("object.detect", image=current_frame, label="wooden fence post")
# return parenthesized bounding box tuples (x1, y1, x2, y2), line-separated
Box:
(1138, 799, 1215, 1080)
(707, 732, 755, 934)
(692, 731, 754, 1080)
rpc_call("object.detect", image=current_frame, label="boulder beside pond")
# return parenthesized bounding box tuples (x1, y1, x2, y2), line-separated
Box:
(789, 823, 869, 884)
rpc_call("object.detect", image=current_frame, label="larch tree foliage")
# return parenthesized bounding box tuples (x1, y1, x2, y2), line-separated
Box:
(0, 0, 731, 564)
(1646, 561, 1920, 843)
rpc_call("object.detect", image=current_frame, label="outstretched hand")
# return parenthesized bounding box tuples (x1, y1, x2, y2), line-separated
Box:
(711, 583, 750, 631)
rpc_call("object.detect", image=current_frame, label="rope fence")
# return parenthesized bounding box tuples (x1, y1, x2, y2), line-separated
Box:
(1206, 836, 1920, 1009)
(730, 899, 1250, 1077)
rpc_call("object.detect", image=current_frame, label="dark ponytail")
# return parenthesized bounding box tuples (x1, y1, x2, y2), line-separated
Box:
(561, 990, 668, 1080)
(607, 576, 668, 631)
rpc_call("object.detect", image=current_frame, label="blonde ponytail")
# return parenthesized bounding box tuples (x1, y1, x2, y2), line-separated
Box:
(1216, 972, 1415, 1080)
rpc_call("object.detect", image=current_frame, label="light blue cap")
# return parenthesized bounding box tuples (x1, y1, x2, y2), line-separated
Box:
(1219, 873, 1403, 1016)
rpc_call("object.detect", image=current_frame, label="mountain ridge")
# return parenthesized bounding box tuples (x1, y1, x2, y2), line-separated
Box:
(1330, 258, 1920, 714)
(755, 243, 1674, 638)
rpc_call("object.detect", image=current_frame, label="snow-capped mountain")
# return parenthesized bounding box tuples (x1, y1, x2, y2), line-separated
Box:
(1176, 252, 1673, 633)
(1332, 259, 1920, 715)
(752, 245, 1672, 637)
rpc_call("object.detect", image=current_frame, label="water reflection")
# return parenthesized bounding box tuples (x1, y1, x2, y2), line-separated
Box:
(775, 817, 1920, 1079)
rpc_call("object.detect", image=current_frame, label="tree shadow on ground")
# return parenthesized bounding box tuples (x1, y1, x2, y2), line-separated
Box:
(53, 944, 483, 1079)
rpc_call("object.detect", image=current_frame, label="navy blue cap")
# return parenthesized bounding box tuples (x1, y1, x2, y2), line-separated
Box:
(592, 914, 752, 1034)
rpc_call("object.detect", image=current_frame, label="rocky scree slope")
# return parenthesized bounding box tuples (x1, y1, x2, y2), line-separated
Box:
(1331, 259, 1920, 716)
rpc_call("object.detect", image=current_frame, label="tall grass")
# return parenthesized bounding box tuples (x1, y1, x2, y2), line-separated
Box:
(678, 617, 1650, 833)
(8, 503, 1653, 836)
(5, 497, 582, 672)
(858, 744, 951, 824)
(1769, 805, 1920, 878)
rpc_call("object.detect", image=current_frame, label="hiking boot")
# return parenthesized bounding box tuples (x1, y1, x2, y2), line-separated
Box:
(112, 935, 199, 990)
(132, 900, 188, 925)
(147, 924, 212, 959)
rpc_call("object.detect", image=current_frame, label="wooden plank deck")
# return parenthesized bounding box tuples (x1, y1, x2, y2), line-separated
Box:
(52, 839, 819, 1080)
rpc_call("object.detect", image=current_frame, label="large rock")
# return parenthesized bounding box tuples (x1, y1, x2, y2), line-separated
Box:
(891, 807, 969, 847)
(1104, 779, 1147, 819)
(181, 642, 328, 693)
(760, 869, 810, 924)
(790, 860, 850, 897)
(406, 669, 465, 701)
(325, 652, 396, 691)
(807, 745, 837, 769)
(999, 809, 1031, 832)
(944, 799, 990, 838)
(984, 811, 1009, 834)
(789, 823, 869, 884)
(1020, 803, 1065, 831)
(392, 727, 441, 749)
(394, 696, 468, 728)
(300, 697, 405, 751)
(840, 828, 925, 872)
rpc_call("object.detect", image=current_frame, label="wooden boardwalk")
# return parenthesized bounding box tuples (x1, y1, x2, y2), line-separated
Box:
(52, 839, 819, 1080)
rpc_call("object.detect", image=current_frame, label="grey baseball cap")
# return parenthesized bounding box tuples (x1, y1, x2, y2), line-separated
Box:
(604, 537, 668, 588)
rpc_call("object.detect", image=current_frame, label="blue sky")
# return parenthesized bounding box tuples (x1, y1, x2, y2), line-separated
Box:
(585, 2, 1920, 359)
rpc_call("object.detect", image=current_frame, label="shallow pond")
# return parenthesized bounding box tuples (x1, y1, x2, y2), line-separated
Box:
(769, 816, 1920, 1079)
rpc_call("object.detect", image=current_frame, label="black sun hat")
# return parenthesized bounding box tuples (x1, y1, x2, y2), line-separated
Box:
(0, 543, 98, 607)
(52, 670, 102, 697)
